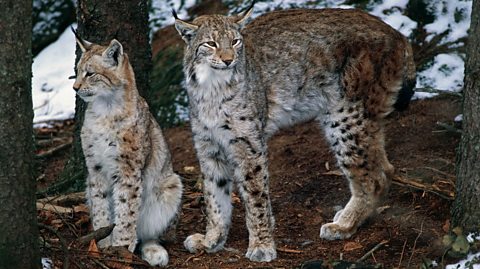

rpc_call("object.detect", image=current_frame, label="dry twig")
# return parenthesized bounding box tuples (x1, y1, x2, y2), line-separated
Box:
(392, 175, 454, 200)
(277, 247, 303, 254)
(356, 240, 389, 262)
(398, 238, 408, 268)
(76, 224, 115, 245)
(36, 141, 72, 159)
(407, 220, 424, 268)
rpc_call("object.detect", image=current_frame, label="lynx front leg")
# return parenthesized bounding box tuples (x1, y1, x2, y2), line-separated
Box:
(184, 139, 233, 254)
(110, 170, 142, 251)
(321, 116, 390, 240)
(232, 137, 276, 262)
(86, 172, 113, 248)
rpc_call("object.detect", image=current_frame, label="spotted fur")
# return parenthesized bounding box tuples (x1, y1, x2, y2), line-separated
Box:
(72, 35, 182, 267)
(175, 6, 415, 262)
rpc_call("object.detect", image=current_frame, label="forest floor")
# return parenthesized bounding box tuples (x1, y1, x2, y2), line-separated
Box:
(36, 95, 464, 269)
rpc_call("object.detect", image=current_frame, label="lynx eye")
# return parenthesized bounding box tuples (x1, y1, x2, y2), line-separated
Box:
(205, 41, 217, 48)
(232, 39, 241, 46)
(85, 71, 94, 77)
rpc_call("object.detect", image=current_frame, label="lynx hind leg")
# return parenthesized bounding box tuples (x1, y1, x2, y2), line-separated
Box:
(137, 174, 182, 266)
(320, 108, 391, 240)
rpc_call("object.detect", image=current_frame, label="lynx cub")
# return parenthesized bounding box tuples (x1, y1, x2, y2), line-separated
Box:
(175, 5, 415, 262)
(72, 30, 182, 266)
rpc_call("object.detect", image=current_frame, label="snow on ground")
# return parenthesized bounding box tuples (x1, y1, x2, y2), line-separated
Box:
(33, 0, 472, 124)
(446, 253, 480, 269)
(417, 53, 465, 91)
(369, 0, 417, 37)
(150, 0, 197, 34)
(32, 25, 76, 126)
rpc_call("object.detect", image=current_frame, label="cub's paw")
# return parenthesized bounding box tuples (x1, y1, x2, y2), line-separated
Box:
(141, 241, 169, 267)
(184, 233, 206, 253)
(246, 244, 277, 262)
(320, 222, 356, 240)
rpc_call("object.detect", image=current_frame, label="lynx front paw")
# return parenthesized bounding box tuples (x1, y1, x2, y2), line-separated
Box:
(320, 222, 357, 240)
(246, 243, 277, 262)
(141, 241, 169, 267)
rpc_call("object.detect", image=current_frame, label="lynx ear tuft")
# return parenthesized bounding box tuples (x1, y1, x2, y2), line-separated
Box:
(103, 39, 124, 66)
(234, 1, 255, 28)
(71, 26, 92, 52)
(173, 11, 199, 43)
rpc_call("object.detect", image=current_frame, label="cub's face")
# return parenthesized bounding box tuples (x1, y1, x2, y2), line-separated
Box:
(72, 36, 125, 103)
(174, 7, 253, 70)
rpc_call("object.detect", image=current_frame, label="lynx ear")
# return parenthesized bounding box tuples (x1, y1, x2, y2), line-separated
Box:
(234, 1, 255, 28)
(71, 26, 92, 52)
(172, 9, 199, 43)
(103, 39, 123, 66)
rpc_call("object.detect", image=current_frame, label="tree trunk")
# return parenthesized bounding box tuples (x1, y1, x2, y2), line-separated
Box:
(0, 1, 40, 268)
(54, 0, 152, 194)
(451, 0, 480, 231)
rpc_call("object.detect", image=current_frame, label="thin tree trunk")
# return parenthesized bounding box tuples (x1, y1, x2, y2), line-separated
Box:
(55, 0, 151, 194)
(0, 1, 40, 268)
(451, 0, 480, 231)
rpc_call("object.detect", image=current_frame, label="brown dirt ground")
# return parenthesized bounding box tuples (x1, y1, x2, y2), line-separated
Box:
(37, 95, 463, 268)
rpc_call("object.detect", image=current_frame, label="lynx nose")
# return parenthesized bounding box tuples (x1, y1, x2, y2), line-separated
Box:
(223, 59, 233, 66)
(73, 86, 79, 92)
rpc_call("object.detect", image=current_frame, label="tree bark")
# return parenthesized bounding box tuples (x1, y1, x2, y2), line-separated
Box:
(0, 1, 40, 268)
(55, 0, 152, 194)
(451, 0, 480, 231)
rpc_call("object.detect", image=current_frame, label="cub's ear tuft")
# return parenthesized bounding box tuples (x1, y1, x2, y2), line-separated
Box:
(233, 1, 255, 28)
(103, 39, 124, 66)
(173, 10, 199, 43)
(71, 26, 92, 52)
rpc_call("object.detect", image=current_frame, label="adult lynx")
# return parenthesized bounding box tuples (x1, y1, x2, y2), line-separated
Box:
(175, 4, 415, 262)
(72, 30, 182, 266)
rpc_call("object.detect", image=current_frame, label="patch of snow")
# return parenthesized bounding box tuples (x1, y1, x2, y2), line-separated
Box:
(467, 233, 480, 243)
(424, 0, 472, 43)
(41, 257, 53, 269)
(446, 252, 480, 269)
(32, 25, 76, 126)
(412, 92, 438, 100)
(150, 0, 198, 33)
(369, 0, 417, 37)
(416, 53, 465, 91)
(455, 114, 463, 122)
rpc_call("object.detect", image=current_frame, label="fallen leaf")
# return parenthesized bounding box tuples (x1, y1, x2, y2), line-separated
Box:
(74, 204, 89, 213)
(88, 239, 100, 258)
(343, 241, 363, 252)
(183, 166, 196, 173)
(231, 193, 241, 204)
(442, 219, 450, 233)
